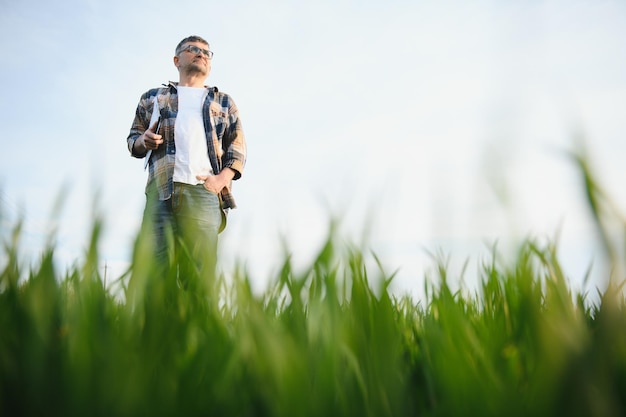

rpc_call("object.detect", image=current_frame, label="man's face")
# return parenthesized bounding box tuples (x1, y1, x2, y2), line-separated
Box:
(174, 41, 212, 77)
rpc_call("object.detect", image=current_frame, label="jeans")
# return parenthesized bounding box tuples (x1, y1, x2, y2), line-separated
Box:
(143, 182, 223, 290)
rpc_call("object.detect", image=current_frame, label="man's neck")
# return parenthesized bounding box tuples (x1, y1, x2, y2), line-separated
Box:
(178, 73, 207, 88)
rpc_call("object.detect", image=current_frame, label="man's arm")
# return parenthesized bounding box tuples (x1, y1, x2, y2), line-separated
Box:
(197, 93, 246, 195)
(127, 89, 162, 158)
(221, 99, 247, 180)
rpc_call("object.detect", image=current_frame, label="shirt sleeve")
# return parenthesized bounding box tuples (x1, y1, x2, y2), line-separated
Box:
(127, 90, 157, 158)
(222, 97, 247, 180)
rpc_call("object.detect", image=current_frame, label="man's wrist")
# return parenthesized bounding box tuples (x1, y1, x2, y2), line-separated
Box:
(220, 167, 236, 181)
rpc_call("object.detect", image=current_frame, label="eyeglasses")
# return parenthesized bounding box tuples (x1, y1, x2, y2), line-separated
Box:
(180, 44, 213, 59)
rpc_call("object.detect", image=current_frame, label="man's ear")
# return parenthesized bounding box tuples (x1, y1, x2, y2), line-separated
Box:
(173, 55, 180, 68)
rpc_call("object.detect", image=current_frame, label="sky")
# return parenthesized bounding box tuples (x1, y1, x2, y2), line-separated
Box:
(1, 0, 625, 299)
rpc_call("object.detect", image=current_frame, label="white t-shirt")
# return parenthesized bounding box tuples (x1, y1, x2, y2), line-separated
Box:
(173, 86, 213, 184)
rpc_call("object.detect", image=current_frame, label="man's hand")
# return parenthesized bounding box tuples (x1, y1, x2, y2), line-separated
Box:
(197, 168, 235, 194)
(134, 119, 163, 154)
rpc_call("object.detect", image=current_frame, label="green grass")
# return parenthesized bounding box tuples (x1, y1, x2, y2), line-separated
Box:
(1, 153, 625, 416)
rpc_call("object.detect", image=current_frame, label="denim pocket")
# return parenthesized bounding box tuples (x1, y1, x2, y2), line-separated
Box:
(203, 187, 219, 196)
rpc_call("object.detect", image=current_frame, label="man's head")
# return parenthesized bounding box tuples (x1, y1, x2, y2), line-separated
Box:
(174, 35, 213, 79)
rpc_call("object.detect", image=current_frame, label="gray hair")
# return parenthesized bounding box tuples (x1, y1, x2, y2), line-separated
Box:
(175, 35, 209, 55)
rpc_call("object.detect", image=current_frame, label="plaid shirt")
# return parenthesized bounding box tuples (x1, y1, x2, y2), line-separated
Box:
(127, 82, 246, 211)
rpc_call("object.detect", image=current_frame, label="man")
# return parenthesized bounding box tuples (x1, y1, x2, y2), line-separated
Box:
(127, 35, 246, 289)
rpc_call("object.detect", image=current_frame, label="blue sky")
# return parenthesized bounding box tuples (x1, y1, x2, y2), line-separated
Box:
(1, 0, 625, 298)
